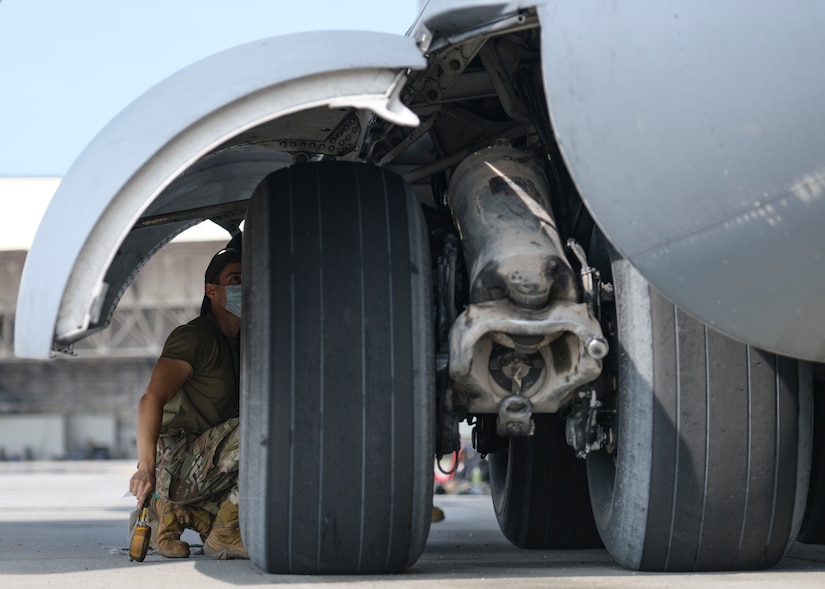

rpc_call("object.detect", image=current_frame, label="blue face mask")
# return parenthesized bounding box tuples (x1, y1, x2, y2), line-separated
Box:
(216, 284, 242, 318)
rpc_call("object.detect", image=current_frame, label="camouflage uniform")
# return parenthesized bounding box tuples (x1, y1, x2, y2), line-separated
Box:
(155, 417, 240, 517)
(155, 313, 241, 518)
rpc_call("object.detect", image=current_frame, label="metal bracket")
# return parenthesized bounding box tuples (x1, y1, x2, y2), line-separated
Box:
(259, 113, 362, 158)
(449, 298, 607, 414)
(565, 389, 614, 458)
(496, 395, 535, 437)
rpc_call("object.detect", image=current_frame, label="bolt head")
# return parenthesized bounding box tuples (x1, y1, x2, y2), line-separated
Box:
(585, 337, 609, 359)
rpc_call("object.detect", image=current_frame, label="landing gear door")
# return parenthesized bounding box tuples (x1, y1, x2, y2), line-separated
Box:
(14, 31, 425, 359)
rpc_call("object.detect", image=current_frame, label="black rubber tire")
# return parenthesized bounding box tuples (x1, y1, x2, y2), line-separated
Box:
(798, 377, 825, 543)
(240, 162, 434, 574)
(587, 237, 812, 571)
(489, 413, 603, 549)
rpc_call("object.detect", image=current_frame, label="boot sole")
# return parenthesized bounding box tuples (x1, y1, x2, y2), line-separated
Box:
(204, 545, 249, 560)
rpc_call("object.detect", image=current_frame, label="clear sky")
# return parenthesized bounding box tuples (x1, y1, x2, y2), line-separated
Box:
(0, 0, 419, 177)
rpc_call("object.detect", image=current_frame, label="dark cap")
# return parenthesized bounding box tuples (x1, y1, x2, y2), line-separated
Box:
(200, 248, 242, 316)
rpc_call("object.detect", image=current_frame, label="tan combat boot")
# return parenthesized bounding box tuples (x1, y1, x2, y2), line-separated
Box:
(204, 501, 249, 560)
(173, 503, 214, 540)
(148, 496, 190, 558)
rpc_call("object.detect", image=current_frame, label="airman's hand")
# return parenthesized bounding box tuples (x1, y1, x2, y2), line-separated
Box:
(129, 468, 156, 508)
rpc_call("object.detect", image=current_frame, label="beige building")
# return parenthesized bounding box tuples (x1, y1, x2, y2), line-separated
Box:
(0, 177, 231, 460)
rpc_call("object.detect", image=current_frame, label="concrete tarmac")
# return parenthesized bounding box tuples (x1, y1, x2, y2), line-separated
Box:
(2, 460, 825, 588)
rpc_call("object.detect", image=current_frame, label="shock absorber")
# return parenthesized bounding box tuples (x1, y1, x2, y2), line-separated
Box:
(446, 141, 607, 435)
(447, 140, 579, 308)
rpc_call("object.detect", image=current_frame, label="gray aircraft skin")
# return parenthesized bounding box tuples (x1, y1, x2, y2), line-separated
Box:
(13, 0, 825, 578)
(541, 2, 825, 363)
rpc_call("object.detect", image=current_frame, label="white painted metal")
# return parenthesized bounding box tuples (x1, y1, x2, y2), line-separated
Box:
(415, 0, 527, 34)
(15, 31, 424, 359)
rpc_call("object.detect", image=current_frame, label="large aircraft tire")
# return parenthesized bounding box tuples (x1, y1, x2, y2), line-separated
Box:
(798, 377, 825, 543)
(586, 234, 812, 571)
(240, 162, 434, 574)
(489, 413, 603, 548)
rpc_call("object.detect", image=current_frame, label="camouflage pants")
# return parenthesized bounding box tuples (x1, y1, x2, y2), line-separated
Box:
(154, 417, 240, 517)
